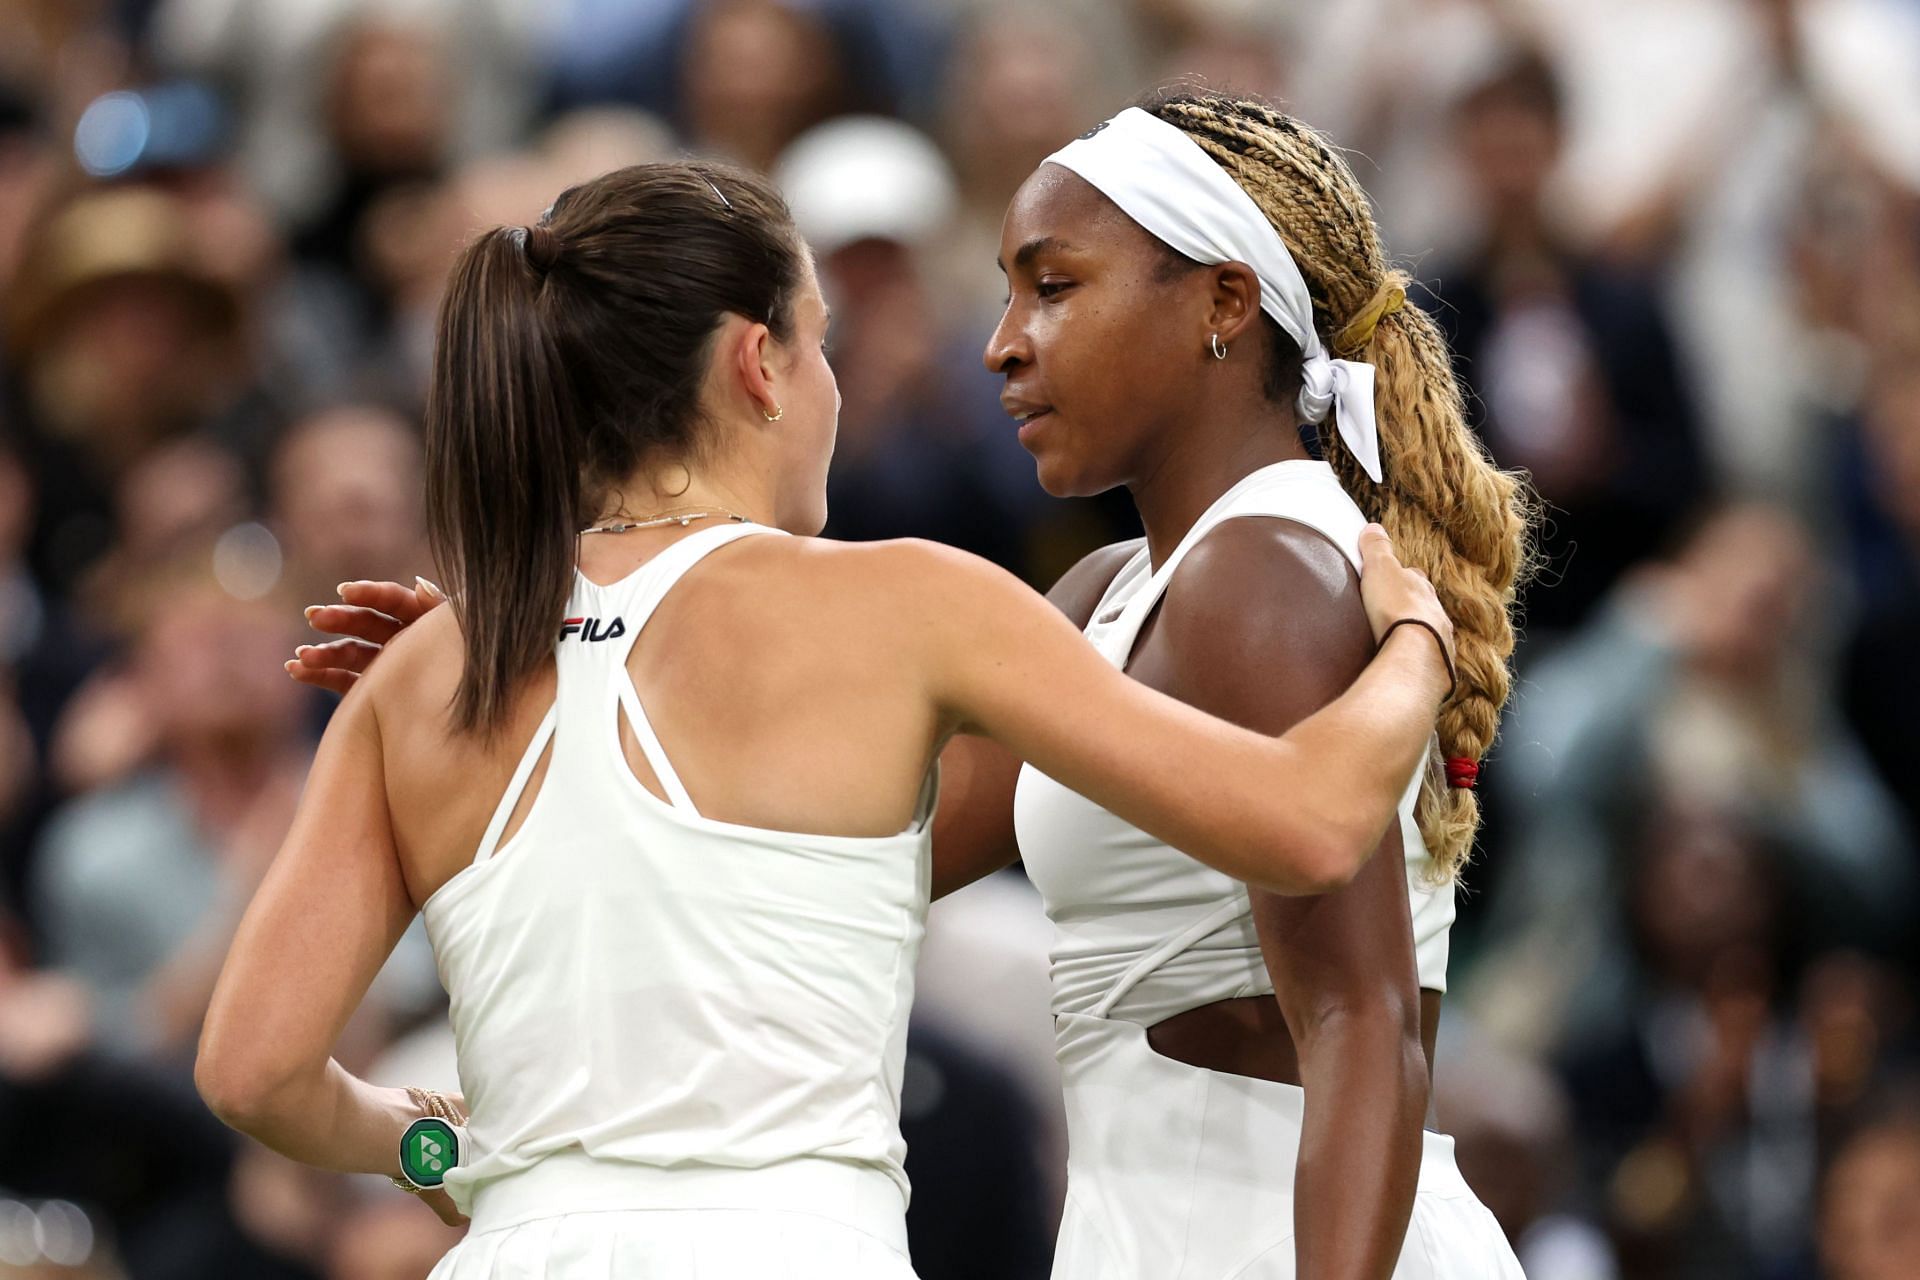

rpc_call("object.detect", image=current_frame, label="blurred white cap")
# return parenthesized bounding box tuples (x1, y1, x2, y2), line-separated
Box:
(775, 116, 958, 255)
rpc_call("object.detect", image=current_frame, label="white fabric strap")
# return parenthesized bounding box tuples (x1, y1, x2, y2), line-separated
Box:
(473, 706, 557, 866)
(1044, 107, 1384, 484)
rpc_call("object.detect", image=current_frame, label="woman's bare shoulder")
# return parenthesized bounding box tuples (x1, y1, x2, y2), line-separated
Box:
(724, 535, 1030, 612)
(361, 601, 466, 723)
(1155, 518, 1374, 700)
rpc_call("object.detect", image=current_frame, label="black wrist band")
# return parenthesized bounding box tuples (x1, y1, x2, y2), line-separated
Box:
(1380, 617, 1457, 697)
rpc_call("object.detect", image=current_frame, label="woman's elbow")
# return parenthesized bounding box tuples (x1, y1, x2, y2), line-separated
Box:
(1299, 839, 1368, 896)
(1255, 802, 1396, 895)
(1244, 827, 1364, 897)
(1297, 798, 1399, 894)
(195, 1034, 290, 1132)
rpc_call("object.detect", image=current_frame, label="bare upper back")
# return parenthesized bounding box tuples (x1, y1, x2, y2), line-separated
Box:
(369, 532, 953, 907)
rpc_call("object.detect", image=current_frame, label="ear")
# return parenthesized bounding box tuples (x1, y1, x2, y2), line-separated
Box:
(726, 316, 784, 422)
(1204, 262, 1264, 346)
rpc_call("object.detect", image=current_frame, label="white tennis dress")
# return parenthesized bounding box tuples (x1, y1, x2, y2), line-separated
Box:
(1014, 460, 1525, 1278)
(421, 523, 931, 1278)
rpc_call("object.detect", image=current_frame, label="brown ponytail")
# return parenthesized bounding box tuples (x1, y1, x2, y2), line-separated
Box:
(424, 162, 805, 734)
(1145, 90, 1539, 881)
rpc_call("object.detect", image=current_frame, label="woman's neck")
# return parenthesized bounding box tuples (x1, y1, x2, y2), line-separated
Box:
(575, 462, 780, 583)
(590, 465, 770, 530)
(1128, 400, 1313, 568)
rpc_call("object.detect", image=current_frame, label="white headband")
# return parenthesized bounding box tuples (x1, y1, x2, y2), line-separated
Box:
(1044, 107, 1383, 484)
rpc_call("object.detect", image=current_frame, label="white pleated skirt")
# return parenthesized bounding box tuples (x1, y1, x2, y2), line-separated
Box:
(428, 1208, 920, 1279)
(429, 1150, 918, 1278)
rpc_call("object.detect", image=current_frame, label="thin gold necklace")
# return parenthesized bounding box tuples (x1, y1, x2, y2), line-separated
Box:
(579, 506, 751, 535)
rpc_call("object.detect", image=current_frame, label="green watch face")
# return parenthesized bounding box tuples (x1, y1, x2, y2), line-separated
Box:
(399, 1116, 459, 1189)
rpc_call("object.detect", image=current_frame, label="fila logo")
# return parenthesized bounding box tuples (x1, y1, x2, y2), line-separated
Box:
(560, 616, 627, 642)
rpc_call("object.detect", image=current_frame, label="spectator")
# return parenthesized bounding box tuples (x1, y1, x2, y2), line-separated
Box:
(778, 115, 1046, 573)
(1421, 48, 1709, 633)
(6, 188, 258, 596)
(1557, 802, 1813, 1275)
(149, 0, 543, 224)
(1818, 1109, 1920, 1280)
(1283, 0, 1519, 264)
(1464, 501, 1915, 1053)
(1435, 1022, 1618, 1280)
(269, 404, 426, 612)
(299, 19, 454, 267)
(539, 107, 677, 191)
(680, 0, 850, 173)
(937, 5, 1121, 330)
(1140, 4, 1287, 108)
(30, 558, 316, 1056)
(1538, 0, 1920, 497)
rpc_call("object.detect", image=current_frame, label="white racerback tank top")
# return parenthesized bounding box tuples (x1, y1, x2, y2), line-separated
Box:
(421, 522, 935, 1242)
(1014, 460, 1455, 1026)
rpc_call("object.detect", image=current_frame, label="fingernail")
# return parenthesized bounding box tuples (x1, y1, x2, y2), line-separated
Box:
(336, 582, 352, 597)
(415, 575, 444, 597)
(303, 605, 320, 620)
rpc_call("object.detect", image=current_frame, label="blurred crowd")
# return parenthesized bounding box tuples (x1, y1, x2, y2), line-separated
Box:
(0, 0, 1917, 1277)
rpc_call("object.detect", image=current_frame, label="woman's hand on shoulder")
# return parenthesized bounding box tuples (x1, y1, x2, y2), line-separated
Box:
(873, 538, 1342, 893)
(1356, 525, 1455, 702)
(288, 577, 447, 695)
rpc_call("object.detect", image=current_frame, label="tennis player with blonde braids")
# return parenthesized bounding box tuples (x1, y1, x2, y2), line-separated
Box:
(949, 92, 1534, 1278)
(287, 94, 1530, 1276)
(201, 157, 1458, 1278)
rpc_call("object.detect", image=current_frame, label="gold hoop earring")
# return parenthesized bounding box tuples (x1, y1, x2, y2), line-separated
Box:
(762, 404, 784, 422)
(1210, 333, 1228, 361)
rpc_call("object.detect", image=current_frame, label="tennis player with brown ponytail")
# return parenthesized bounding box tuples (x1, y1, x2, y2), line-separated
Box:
(290, 93, 1531, 1278)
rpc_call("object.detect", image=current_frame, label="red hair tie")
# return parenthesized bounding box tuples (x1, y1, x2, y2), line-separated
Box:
(1445, 758, 1480, 790)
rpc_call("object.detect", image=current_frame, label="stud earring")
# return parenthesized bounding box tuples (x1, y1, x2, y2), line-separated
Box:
(1210, 333, 1228, 360)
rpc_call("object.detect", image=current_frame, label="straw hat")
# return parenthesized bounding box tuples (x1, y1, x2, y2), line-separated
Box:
(8, 186, 241, 359)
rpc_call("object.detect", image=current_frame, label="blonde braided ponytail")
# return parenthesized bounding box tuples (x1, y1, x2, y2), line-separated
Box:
(1147, 90, 1538, 881)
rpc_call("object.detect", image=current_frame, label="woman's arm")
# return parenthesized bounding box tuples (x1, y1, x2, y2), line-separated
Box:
(929, 734, 1023, 899)
(1146, 520, 1426, 1279)
(297, 547, 1146, 904)
(194, 683, 462, 1222)
(930, 538, 1144, 900)
(908, 525, 1452, 896)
